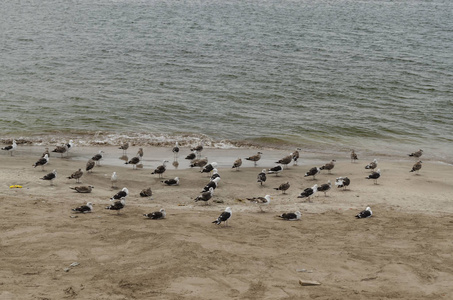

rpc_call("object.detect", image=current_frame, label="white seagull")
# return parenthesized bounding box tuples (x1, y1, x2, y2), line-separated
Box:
(72, 202, 93, 213)
(268, 165, 283, 176)
(152, 160, 169, 178)
(355, 207, 372, 219)
(257, 169, 267, 185)
(201, 177, 221, 193)
(365, 159, 378, 171)
(33, 154, 49, 171)
(111, 172, 118, 188)
(297, 184, 318, 202)
(212, 207, 232, 226)
(92, 150, 104, 166)
(195, 187, 214, 205)
(125, 156, 141, 169)
(365, 169, 381, 184)
(278, 211, 301, 221)
(335, 177, 351, 190)
(317, 180, 332, 196)
(304, 167, 320, 180)
(162, 177, 179, 186)
(110, 187, 128, 201)
(172, 142, 180, 159)
(144, 208, 166, 220)
(40, 169, 57, 186)
(1, 139, 17, 156)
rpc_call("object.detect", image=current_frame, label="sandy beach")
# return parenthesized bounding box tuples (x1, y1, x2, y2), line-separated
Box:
(1, 145, 452, 299)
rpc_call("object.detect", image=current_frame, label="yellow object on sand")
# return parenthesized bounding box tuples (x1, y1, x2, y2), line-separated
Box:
(9, 185, 23, 188)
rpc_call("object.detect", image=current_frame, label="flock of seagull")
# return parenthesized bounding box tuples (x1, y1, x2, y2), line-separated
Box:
(2, 139, 425, 226)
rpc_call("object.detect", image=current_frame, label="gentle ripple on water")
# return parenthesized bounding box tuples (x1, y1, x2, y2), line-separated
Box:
(0, 0, 452, 161)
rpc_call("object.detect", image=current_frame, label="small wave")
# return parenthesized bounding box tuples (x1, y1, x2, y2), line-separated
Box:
(0, 131, 245, 149)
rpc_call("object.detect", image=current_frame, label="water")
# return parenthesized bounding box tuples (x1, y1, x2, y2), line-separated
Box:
(1, 0, 452, 162)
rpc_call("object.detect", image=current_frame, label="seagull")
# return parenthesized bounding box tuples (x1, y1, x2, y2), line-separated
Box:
(105, 199, 125, 214)
(297, 184, 318, 202)
(86, 159, 95, 172)
(410, 161, 422, 173)
(119, 142, 129, 154)
(191, 141, 204, 158)
(320, 160, 336, 174)
(151, 160, 169, 178)
(125, 156, 141, 169)
(335, 177, 351, 190)
(41, 147, 50, 158)
(140, 187, 153, 197)
(317, 180, 332, 196)
(210, 169, 220, 181)
(201, 162, 217, 175)
(304, 167, 320, 180)
(408, 149, 423, 158)
(111, 172, 118, 188)
(190, 157, 208, 169)
(144, 208, 166, 220)
(274, 182, 290, 194)
(247, 195, 271, 212)
(257, 169, 267, 185)
(275, 155, 292, 169)
(201, 177, 221, 192)
(185, 151, 196, 160)
(40, 169, 57, 185)
(268, 165, 283, 176)
(70, 185, 94, 193)
(365, 159, 378, 171)
(162, 177, 179, 186)
(245, 152, 262, 167)
(67, 169, 83, 183)
(136, 147, 144, 158)
(110, 187, 128, 201)
(66, 140, 74, 156)
(52, 144, 68, 157)
(92, 150, 104, 166)
(33, 154, 49, 171)
(366, 169, 381, 184)
(232, 158, 242, 171)
(212, 207, 232, 226)
(355, 207, 372, 219)
(1, 139, 17, 156)
(278, 211, 301, 221)
(292, 148, 301, 165)
(195, 187, 214, 205)
(72, 202, 93, 213)
(172, 142, 179, 159)
(351, 149, 358, 163)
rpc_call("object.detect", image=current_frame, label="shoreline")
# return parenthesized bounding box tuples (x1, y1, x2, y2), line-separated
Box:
(2, 140, 452, 168)
(1, 131, 452, 165)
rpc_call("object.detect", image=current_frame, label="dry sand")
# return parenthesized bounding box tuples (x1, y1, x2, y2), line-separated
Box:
(1, 145, 452, 299)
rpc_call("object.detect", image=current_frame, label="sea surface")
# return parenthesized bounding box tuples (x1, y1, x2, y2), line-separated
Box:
(1, 0, 452, 162)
